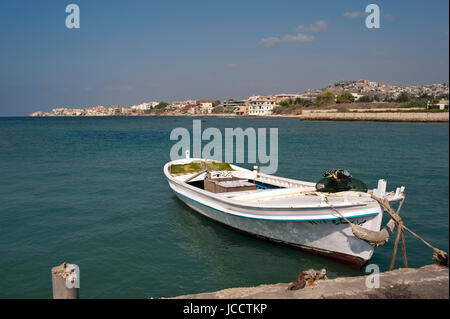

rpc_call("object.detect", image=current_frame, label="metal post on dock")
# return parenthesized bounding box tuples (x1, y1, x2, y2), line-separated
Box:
(51, 262, 80, 299)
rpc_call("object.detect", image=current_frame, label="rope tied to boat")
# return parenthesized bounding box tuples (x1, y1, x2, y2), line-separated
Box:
(325, 195, 449, 270)
(324, 196, 399, 247)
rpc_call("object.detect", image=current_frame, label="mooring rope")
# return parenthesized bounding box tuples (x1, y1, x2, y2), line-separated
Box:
(325, 194, 449, 269)
(370, 194, 449, 267)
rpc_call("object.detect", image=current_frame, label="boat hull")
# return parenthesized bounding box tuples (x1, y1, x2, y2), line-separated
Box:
(172, 187, 381, 269)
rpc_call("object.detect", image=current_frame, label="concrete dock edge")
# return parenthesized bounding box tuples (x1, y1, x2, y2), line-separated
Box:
(171, 264, 449, 299)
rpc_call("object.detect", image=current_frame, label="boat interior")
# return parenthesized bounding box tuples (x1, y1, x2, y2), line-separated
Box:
(168, 160, 387, 205)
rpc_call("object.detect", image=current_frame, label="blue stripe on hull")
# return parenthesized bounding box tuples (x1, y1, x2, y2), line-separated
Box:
(170, 186, 379, 222)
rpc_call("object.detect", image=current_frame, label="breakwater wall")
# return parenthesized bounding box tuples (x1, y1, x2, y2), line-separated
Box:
(299, 112, 449, 122)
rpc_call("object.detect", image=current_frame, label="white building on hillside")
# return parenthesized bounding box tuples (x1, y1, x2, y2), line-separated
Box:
(248, 95, 277, 115)
(351, 93, 364, 101)
(130, 101, 160, 110)
(197, 100, 216, 114)
(274, 93, 303, 103)
(436, 99, 449, 110)
(171, 100, 197, 110)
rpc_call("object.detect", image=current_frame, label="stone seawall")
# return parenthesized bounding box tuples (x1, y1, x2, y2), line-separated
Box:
(172, 265, 449, 299)
(299, 112, 449, 122)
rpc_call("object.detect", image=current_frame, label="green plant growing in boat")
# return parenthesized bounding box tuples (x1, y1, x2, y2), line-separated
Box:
(170, 161, 234, 176)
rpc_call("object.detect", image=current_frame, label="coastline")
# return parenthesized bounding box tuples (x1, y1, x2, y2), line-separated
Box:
(25, 111, 449, 122)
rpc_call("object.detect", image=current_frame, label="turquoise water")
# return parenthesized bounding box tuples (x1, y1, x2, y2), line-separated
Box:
(0, 117, 448, 298)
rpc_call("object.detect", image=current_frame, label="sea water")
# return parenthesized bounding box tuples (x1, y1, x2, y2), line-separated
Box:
(0, 116, 448, 298)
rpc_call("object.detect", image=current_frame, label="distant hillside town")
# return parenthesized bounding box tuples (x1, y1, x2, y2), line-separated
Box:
(29, 79, 449, 117)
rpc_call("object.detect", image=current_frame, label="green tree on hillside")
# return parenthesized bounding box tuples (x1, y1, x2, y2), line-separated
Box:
(294, 98, 313, 107)
(396, 93, 410, 103)
(278, 99, 291, 107)
(155, 102, 168, 109)
(336, 91, 355, 104)
(400, 100, 428, 108)
(278, 98, 313, 107)
(358, 95, 373, 102)
(212, 105, 224, 113)
(315, 92, 336, 106)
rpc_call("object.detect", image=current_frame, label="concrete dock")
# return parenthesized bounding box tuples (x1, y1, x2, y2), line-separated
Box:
(173, 265, 449, 299)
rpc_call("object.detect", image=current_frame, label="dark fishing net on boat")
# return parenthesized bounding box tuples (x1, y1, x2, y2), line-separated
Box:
(315, 169, 368, 193)
(170, 161, 234, 176)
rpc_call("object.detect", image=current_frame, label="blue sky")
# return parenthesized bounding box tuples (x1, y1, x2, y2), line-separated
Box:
(0, 0, 448, 116)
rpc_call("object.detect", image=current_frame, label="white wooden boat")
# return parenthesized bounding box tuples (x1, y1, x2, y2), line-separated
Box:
(164, 152, 405, 268)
